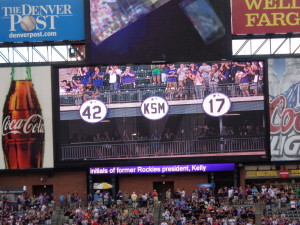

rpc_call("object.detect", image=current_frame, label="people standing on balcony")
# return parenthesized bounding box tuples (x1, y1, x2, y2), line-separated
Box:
(120, 66, 136, 90)
(234, 69, 244, 97)
(166, 64, 178, 89)
(106, 65, 121, 91)
(177, 63, 188, 86)
(150, 64, 162, 84)
(219, 62, 232, 83)
(161, 64, 170, 84)
(209, 65, 220, 93)
(92, 66, 104, 92)
(198, 62, 211, 87)
(165, 82, 176, 101)
(80, 66, 92, 85)
(188, 63, 198, 75)
(250, 70, 260, 96)
(194, 71, 206, 99)
(239, 66, 252, 97)
(183, 69, 196, 100)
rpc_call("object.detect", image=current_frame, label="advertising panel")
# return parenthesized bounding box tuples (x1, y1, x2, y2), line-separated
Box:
(231, 0, 300, 35)
(89, 0, 231, 64)
(0, 0, 84, 42)
(54, 60, 267, 166)
(269, 58, 300, 161)
(0, 66, 53, 169)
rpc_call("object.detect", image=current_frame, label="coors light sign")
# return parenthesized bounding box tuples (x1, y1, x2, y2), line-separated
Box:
(2, 67, 44, 169)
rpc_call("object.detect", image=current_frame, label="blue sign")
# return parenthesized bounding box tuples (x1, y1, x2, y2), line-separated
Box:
(0, 0, 84, 42)
(90, 163, 235, 175)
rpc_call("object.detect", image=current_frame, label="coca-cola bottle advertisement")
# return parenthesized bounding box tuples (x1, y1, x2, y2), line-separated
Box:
(0, 66, 53, 169)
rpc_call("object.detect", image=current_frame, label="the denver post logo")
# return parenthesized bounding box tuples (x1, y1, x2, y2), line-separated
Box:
(2, 4, 73, 32)
(141, 96, 169, 120)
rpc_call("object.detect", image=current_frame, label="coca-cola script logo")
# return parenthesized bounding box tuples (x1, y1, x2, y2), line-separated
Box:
(2, 114, 45, 136)
(270, 95, 300, 158)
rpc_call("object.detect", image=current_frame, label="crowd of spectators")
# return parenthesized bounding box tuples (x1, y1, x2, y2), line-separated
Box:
(1, 184, 300, 224)
(0, 192, 53, 224)
(59, 61, 264, 105)
(158, 185, 300, 225)
(66, 184, 300, 224)
(60, 190, 155, 225)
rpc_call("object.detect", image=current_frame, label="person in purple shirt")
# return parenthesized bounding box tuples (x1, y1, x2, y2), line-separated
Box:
(80, 66, 92, 85)
(92, 66, 104, 91)
(120, 66, 136, 90)
(166, 64, 178, 89)
(239, 66, 252, 97)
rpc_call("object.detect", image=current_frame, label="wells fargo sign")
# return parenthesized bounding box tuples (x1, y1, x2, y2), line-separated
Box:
(231, 0, 300, 34)
(246, 170, 278, 178)
(246, 169, 300, 178)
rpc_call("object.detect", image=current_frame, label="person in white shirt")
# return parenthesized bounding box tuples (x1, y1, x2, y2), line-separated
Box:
(228, 187, 234, 204)
(177, 63, 188, 86)
(106, 65, 121, 91)
(198, 62, 211, 87)
(181, 189, 186, 200)
(228, 216, 236, 225)
(268, 186, 275, 198)
(161, 220, 168, 225)
(290, 197, 296, 210)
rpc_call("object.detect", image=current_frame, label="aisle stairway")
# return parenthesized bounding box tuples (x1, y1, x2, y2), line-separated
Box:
(51, 208, 66, 225)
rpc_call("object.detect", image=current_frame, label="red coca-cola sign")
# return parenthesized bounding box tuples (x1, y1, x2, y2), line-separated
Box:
(279, 169, 290, 178)
(2, 67, 45, 169)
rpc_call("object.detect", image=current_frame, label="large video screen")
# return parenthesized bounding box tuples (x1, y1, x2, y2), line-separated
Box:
(89, 0, 231, 64)
(0, 66, 54, 170)
(55, 60, 267, 166)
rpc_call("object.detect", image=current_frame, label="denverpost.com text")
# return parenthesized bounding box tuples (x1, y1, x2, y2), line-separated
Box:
(9, 31, 57, 38)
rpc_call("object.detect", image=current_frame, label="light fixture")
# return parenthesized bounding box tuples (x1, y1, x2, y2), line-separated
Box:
(100, 119, 110, 123)
(224, 113, 240, 116)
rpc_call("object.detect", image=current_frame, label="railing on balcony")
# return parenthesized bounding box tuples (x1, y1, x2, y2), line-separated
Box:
(61, 136, 265, 161)
(60, 83, 264, 106)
